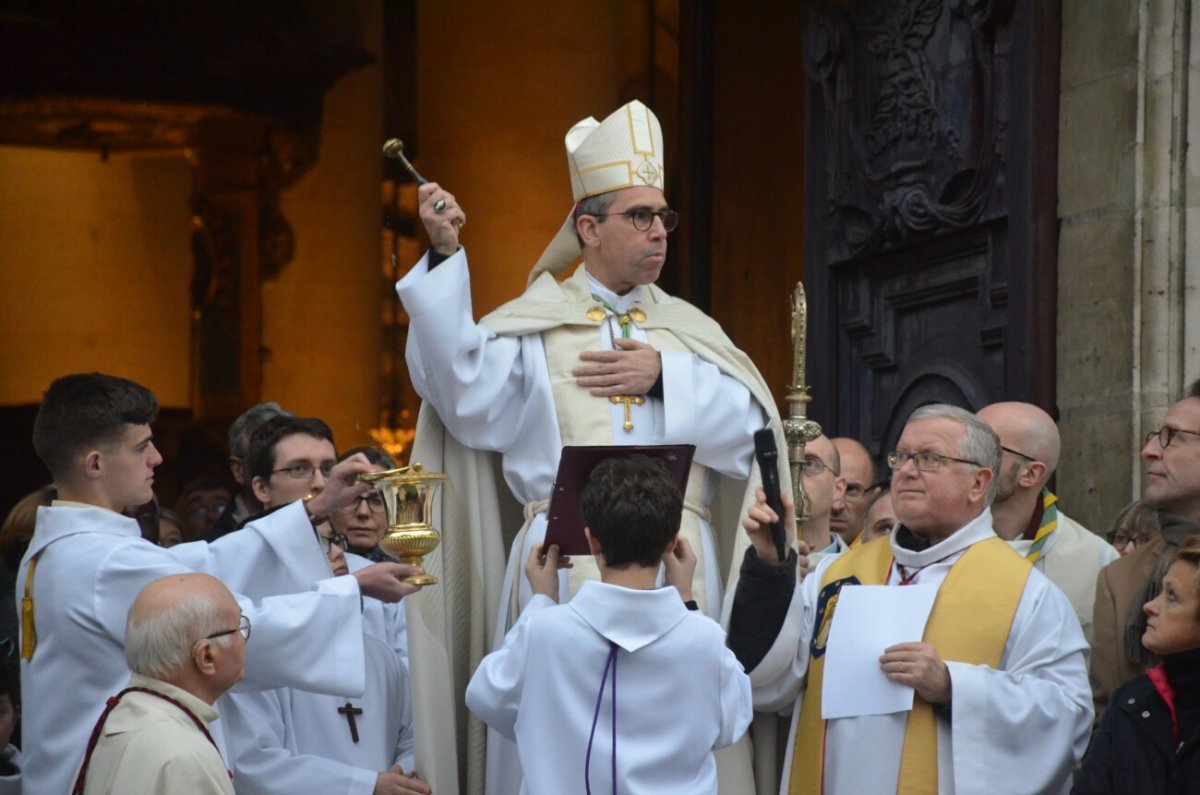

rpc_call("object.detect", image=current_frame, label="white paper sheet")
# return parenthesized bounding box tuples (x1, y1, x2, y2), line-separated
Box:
(821, 584, 939, 719)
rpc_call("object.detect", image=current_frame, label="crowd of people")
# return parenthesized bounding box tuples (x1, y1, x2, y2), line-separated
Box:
(3, 97, 1199, 795)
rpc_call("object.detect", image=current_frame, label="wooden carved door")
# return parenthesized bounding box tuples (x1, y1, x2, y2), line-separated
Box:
(803, 0, 1060, 460)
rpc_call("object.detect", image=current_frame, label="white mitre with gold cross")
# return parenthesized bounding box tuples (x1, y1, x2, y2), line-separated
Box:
(528, 99, 665, 284)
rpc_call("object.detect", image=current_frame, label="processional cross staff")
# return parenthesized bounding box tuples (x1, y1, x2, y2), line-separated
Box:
(784, 282, 822, 525)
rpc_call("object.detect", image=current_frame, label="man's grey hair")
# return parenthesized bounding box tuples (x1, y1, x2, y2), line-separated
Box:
(573, 192, 618, 247)
(907, 404, 1002, 505)
(228, 402, 292, 459)
(125, 595, 233, 679)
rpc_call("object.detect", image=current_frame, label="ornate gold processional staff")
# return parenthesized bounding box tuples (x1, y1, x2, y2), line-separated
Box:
(783, 282, 822, 526)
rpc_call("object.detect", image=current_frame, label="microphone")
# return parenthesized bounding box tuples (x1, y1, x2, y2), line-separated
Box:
(753, 428, 788, 562)
(381, 138, 428, 184)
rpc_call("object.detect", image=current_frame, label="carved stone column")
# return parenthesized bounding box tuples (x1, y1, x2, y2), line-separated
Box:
(1057, 0, 1200, 527)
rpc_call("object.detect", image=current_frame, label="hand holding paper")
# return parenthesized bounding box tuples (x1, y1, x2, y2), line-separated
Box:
(879, 642, 951, 705)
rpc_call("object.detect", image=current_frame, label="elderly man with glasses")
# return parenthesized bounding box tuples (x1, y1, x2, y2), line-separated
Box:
(728, 404, 1092, 795)
(977, 402, 1118, 645)
(1091, 382, 1200, 719)
(72, 573, 250, 794)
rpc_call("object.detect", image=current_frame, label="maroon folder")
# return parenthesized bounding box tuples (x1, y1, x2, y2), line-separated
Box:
(542, 444, 696, 556)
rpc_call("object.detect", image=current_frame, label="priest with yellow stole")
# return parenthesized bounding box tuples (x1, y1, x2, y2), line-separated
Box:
(728, 404, 1093, 794)
(394, 100, 787, 793)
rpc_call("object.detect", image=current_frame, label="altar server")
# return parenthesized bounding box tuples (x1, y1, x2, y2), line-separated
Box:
(467, 455, 751, 794)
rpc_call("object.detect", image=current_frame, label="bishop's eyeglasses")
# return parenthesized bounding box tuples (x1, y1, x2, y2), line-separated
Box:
(589, 208, 680, 232)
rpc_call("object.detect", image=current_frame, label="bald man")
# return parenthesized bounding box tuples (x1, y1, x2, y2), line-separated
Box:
(978, 402, 1117, 642)
(74, 574, 247, 794)
(798, 434, 848, 564)
(830, 437, 880, 546)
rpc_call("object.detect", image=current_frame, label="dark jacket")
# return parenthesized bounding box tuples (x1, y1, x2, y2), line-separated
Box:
(1073, 670, 1200, 794)
(1090, 515, 1200, 718)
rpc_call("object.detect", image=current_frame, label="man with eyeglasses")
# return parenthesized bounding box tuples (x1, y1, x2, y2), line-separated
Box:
(1091, 382, 1200, 718)
(394, 100, 784, 792)
(797, 434, 849, 564)
(977, 402, 1117, 644)
(74, 573, 248, 794)
(245, 416, 339, 520)
(728, 404, 1092, 795)
(830, 437, 881, 546)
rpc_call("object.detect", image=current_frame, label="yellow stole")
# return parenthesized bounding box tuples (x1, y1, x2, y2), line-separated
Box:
(790, 534, 1031, 794)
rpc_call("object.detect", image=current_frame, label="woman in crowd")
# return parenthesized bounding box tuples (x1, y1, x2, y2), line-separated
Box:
(1107, 500, 1162, 557)
(330, 446, 398, 563)
(1073, 535, 1200, 793)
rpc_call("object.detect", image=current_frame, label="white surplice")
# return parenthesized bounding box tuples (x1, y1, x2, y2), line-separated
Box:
(750, 509, 1094, 795)
(220, 551, 415, 795)
(466, 581, 752, 795)
(221, 633, 415, 795)
(18, 501, 367, 795)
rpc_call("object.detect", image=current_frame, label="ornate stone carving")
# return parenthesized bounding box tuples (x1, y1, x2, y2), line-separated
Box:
(803, 0, 1010, 260)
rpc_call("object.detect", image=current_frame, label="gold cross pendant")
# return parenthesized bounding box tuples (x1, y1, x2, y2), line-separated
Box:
(610, 394, 646, 432)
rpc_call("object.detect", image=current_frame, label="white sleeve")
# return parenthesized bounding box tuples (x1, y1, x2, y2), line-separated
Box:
(231, 575, 366, 697)
(715, 647, 754, 749)
(945, 571, 1094, 795)
(659, 350, 765, 478)
(221, 690, 377, 795)
(105, 506, 367, 701)
(396, 250, 531, 451)
(464, 594, 555, 739)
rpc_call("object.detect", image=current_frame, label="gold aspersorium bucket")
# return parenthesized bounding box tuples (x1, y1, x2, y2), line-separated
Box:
(358, 463, 446, 586)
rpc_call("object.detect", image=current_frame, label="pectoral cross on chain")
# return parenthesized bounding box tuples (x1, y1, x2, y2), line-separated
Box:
(591, 296, 649, 433)
(338, 701, 363, 743)
(610, 394, 646, 432)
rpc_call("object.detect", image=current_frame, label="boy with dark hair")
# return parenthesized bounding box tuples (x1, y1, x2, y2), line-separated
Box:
(19, 373, 420, 795)
(466, 454, 751, 795)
